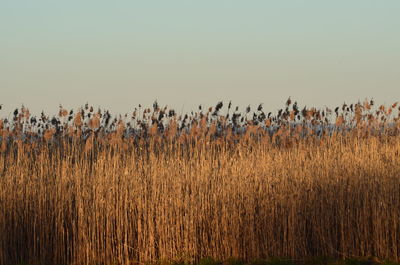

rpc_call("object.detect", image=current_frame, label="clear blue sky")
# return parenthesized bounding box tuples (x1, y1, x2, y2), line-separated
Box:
(1, 0, 399, 115)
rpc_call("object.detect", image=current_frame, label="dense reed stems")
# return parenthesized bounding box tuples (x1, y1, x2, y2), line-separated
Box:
(0, 100, 399, 265)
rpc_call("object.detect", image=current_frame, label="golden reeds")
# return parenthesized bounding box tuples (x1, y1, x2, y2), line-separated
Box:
(0, 100, 399, 265)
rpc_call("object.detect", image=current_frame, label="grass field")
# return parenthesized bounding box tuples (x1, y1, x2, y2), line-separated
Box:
(0, 99, 400, 265)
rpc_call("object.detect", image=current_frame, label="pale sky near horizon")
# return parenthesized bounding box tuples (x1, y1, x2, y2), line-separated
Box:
(0, 0, 399, 116)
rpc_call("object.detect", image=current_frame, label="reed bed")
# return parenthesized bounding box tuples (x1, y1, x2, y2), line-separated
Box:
(0, 99, 400, 265)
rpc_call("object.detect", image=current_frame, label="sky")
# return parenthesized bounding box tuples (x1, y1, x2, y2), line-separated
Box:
(0, 0, 399, 116)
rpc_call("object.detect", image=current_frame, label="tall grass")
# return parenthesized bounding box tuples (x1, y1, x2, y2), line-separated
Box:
(0, 100, 400, 265)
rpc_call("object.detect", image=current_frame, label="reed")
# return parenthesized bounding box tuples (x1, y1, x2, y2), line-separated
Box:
(0, 99, 399, 265)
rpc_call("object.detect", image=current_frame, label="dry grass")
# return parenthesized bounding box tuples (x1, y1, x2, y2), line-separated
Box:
(0, 100, 400, 265)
